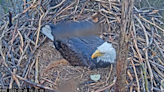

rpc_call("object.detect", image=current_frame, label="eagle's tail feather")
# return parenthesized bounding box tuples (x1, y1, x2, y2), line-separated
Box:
(41, 25, 54, 41)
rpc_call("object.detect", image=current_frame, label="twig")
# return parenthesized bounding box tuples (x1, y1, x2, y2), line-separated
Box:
(146, 30, 164, 58)
(2, 40, 15, 66)
(16, 37, 30, 66)
(35, 56, 39, 84)
(41, 78, 57, 86)
(149, 60, 164, 71)
(106, 64, 113, 83)
(10, 34, 33, 87)
(134, 14, 153, 91)
(0, 74, 5, 88)
(127, 70, 133, 81)
(140, 63, 149, 92)
(151, 63, 164, 78)
(0, 51, 21, 89)
(10, 70, 21, 88)
(161, 79, 164, 91)
(95, 78, 116, 92)
(95, 0, 108, 3)
(77, 0, 88, 19)
(0, 23, 8, 61)
(138, 14, 164, 32)
(157, 58, 164, 66)
(24, 35, 35, 45)
(56, 0, 76, 17)
(17, 29, 24, 49)
(143, 27, 154, 50)
(153, 87, 161, 91)
(154, 39, 164, 58)
(21, 59, 35, 86)
(35, 7, 44, 47)
(134, 15, 149, 46)
(131, 31, 143, 63)
(22, 0, 40, 14)
(44, 0, 66, 18)
(22, 37, 46, 78)
(0, 23, 21, 88)
(73, 0, 79, 21)
(16, 75, 57, 91)
(130, 59, 140, 92)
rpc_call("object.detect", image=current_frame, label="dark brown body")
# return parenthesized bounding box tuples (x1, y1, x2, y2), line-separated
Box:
(47, 21, 110, 69)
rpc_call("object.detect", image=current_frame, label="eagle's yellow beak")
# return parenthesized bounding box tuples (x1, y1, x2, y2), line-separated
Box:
(91, 50, 104, 59)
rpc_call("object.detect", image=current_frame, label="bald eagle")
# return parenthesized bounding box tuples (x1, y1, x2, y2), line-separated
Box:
(41, 21, 116, 69)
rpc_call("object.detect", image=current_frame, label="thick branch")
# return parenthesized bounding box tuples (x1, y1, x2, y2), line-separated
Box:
(114, 0, 134, 92)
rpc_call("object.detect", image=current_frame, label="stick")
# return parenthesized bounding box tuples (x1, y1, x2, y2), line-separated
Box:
(140, 63, 149, 92)
(95, 78, 116, 92)
(35, 56, 39, 84)
(35, 7, 44, 47)
(139, 15, 164, 32)
(130, 59, 140, 92)
(16, 75, 57, 91)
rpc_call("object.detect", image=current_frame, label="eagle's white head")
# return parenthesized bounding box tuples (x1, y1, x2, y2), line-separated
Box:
(91, 42, 116, 63)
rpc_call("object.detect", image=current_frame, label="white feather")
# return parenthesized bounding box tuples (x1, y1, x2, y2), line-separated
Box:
(41, 25, 54, 41)
(97, 42, 116, 63)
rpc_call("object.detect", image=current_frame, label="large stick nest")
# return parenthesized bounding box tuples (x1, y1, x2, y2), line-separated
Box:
(0, 0, 164, 92)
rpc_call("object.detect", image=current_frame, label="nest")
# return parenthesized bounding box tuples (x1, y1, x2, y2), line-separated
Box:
(0, 0, 164, 92)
